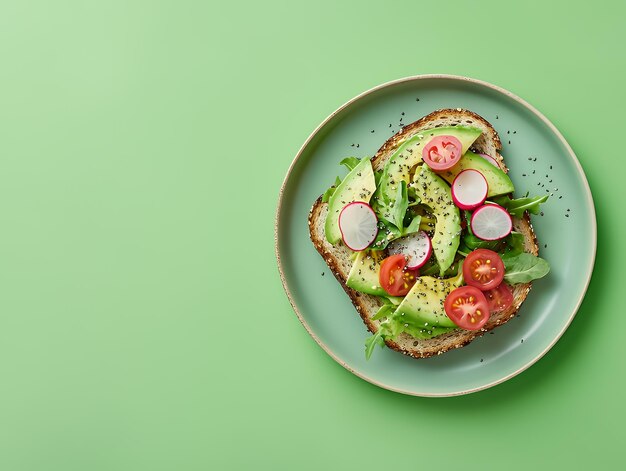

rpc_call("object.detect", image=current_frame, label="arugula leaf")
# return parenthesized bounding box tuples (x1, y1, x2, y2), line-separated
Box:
(321, 176, 344, 203)
(501, 231, 525, 259)
(365, 329, 386, 360)
(370, 218, 402, 250)
(372, 302, 395, 320)
(492, 195, 549, 218)
(403, 215, 422, 236)
(340, 157, 361, 172)
(463, 233, 501, 251)
(374, 170, 383, 187)
(503, 253, 550, 284)
(389, 181, 409, 230)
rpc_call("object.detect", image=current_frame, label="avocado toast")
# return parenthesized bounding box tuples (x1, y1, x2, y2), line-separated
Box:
(308, 109, 549, 359)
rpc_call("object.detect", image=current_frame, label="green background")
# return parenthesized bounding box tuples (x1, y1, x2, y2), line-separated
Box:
(0, 0, 622, 469)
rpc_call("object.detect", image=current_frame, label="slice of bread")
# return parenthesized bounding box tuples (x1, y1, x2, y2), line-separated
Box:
(308, 109, 539, 358)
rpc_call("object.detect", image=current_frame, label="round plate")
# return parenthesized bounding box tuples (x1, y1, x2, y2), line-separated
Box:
(275, 75, 596, 396)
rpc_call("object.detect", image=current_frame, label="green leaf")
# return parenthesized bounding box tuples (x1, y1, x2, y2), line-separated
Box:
(463, 232, 501, 251)
(503, 253, 550, 284)
(365, 329, 386, 360)
(407, 186, 420, 204)
(403, 215, 422, 236)
(374, 170, 383, 187)
(492, 194, 549, 218)
(370, 218, 402, 251)
(321, 186, 335, 203)
(501, 231, 525, 259)
(391, 181, 409, 230)
(372, 302, 395, 320)
(340, 157, 361, 172)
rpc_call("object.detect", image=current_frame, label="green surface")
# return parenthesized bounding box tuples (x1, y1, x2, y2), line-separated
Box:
(0, 1, 622, 470)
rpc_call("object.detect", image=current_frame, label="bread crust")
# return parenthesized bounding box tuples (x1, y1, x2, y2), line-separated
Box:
(308, 109, 540, 358)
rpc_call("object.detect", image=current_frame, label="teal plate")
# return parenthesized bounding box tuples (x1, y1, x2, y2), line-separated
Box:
(275, 75, 596, 396)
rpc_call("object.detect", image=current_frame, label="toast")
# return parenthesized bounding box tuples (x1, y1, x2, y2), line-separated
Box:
(308, 109, 539, 358)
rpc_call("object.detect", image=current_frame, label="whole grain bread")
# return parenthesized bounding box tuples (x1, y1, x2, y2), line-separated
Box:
(308, 109, 539, 358)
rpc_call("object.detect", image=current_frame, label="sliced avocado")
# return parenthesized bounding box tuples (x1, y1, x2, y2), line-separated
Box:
(440, 151, 514, 197)
(325, 157, 376, 244)
(413, 165, 461, 275)
(346, 251, 386, 296)
(393, 276, 459, 328)
(374, 126, 481, 226)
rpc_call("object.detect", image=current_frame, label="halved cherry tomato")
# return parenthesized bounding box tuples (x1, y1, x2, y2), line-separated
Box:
(379, 254, 416, 296)
(444, 286, 490, 330)
(422, 135, 463, 171)
(485, 283, 514, 313)
(463, 249, 505, 291)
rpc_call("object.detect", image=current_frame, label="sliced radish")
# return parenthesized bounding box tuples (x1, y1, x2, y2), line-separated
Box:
(387, 231, 432, 269)
(470, 204, 512, 241)
(478, 153, 500, 168)
(451, 169, 488, 210)
(338, 202, 378, 251)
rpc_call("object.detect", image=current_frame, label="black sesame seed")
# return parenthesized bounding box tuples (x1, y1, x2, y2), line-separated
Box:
(550, 165, 553, 169)
(567, 208, 570, 211)
(544, 244, 547, 248)
(521, 339, 524, 343)
(513, 131, 517, 134)
(496, 115, 499, 119)
(532, 170, 535, 174)
(351, 143, 355, 147)
(546, 174, 549, 178)
(533, 158, 537, 161)
(507, 130, 510, 134)
(356, 144, 359, 148)
(522, 173, 527, 177)
(401, 112, 405, 116)
(559, 196, 562, 199)
(565, 214, 570, 217)
(480, 359, 484, 363)
(371, 130, 375, 133)
(540, 211, 544, 216)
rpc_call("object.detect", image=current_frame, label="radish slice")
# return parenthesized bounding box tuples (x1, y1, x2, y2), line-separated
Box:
(451, 169, 488, 210)
(478, 153, 500, 168)
(338, 202, 378, 251)
(387, 231, 432, 269)
(470, 204, 512, 241)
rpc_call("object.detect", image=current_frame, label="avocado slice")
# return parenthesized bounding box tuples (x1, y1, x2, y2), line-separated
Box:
(440, 151, 514, 197)
(374, 126, 481, 227)
(346, 251, 386, 296)
(324, 157, 376, 244)
(392, 276, 459, 328)
(413, 165, 461, 275)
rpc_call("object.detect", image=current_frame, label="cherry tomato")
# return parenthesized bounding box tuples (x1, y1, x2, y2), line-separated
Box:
(422, 135, 463, 171)
(463, 249, 505, 291)
(485, 283, 514, 313)
(379, 254, 417, 296)
(444, 286, 490, 330)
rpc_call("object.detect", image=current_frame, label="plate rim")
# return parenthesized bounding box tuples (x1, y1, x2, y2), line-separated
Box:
(274, 74, 597, 397)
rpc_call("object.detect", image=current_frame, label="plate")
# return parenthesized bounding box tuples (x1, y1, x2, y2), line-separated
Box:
(275, 75, 596, 396)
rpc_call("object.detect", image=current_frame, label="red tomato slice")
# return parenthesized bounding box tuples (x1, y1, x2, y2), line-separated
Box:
(444, 286, 490, 330)
(485, 283, 514, 313)
(379, 254, 417, 296)
(422, 135, 463, 171)
(463, 249, 505, 291)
